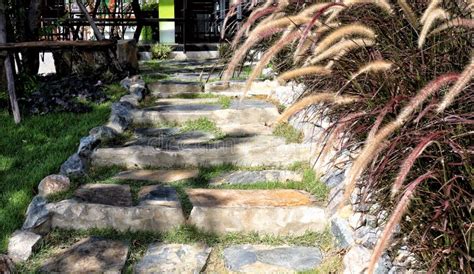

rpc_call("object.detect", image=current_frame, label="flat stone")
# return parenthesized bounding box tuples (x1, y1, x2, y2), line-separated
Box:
(0, 254, 16, 273)
(138, 185, 180, 207)
(331, 217, 355, 249)
(38, 174, 71, 197)
(126, 131, 217, 148)
(47, 199, 184, 232)
(74, 184, 133, 207)
(91, 135, 313, 168)
(115, 169, 199, 183)
(60, 153, 87, 178)
(223, 245, 323, 272)
(343, 245, 392, 274)
(40, 237, 128, 273)
(210, 170, 302, 185)
(186, 189, 326, 235)
(148, 81, 203, 98)
(204, 80, 277, 96)
(135, 244, 211, 273)
(22, 196, 49, 231)
(8, 230, 42, 262)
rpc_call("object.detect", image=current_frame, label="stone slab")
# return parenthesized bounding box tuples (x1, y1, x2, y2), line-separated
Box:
(204, 80, 277, 97)
(115, 169, 199, 183)
(125, 131, 217, 148)
(40, 237, 128, 273)
(47, 199, 185, 232)
(148, 81, 203, 98)
(74, 184, 133, 207)
(186, 189, 326, 235)
(138, 185, 181, 207)
(91, 135, 313, 168)
(209, 170, 303, 185)
(222, 245, 323, 272)
(8, 230, 42, 263)
(135, 244, 211, 273)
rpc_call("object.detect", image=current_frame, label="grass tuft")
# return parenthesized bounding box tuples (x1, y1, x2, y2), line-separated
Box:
(272, 122, 304, 144)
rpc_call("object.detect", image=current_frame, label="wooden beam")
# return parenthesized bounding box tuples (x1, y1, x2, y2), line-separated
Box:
(0, 40, 115, 51)
(76, 0, 105, 40)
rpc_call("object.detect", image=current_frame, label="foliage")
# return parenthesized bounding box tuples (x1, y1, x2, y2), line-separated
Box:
(151, 43, 173, 60)
(223, 0, 473, 272)
(272, 122, 303, 143)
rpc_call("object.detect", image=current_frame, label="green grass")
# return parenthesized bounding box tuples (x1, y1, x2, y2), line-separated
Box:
(0, 106, 111, 253)
(103, 84, 128, 101)
(142, 73, 169, 85)
(180, 118, 226, 139)
(273, 122, 304, 143)
(17, 226, 334, 273)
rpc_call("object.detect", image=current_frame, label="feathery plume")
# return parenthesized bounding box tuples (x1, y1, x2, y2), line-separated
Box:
(278, 93, 359, 123)
(397, 0, 419, 28)
(231, 4, 277, 48)
(418, 8, 450, 48)
(420, 0, 442, 24)
(243, 31, 301, 97)
(429, 18, 474, 36)
(343, 0, 394, 14)
(309, 38, 375, 64)
(437, 58, 474, 112)
(277, 66, 332, 85)
(391, 134, 440, 198)
(368, 171, 435, 274)
(293, 23, 340, 63)
(349, 60, 393, 81)
(314, 24, 376, 55)
(325, 5, 346, 23)
(341, 73, 459, 204)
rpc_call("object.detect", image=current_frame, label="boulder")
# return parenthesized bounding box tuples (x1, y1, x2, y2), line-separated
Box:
(7, 230, 42, 262)
(89, 125, 117, 142)
(60, 153, 87, 178)
(38, 174, 71, 197)
(77, 135, 100, 157)
(22, 196, 50, 231)
(343, 245, 391, 274)
(331, 217, 355, 249)
(74, 184, 133, 207)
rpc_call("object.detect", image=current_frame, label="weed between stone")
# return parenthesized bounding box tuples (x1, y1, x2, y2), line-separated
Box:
(273, 122, 304, 143)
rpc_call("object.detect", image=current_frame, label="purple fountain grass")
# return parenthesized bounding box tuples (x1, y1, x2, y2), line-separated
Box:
(420, 0, 442, 24)
(437, 57, 474, 112)
(429, 18, 474, 36)
(391, 133, 442, 198)
(367, 171, 436, 274)
(341, 73, 460, 205)
(313, 23, 376, 55)
(397, 0, 419, 29)
(418, 8, 450, 48)
(276, 66, 332, 85)
(343, 0, 394, 14)
(308, 38, 375, 64)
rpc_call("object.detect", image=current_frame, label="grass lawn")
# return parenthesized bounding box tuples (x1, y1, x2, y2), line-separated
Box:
(0, 81, 129, 253)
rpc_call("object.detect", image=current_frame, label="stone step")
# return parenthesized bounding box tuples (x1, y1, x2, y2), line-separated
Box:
(114, 169, 199, 183)
(221, 245, 323, 273)
(91, 135, 313, 168)
(148, 80, 203, 98)
(186, 189, 326, 235)
(204, 80, 277, 97)
(209, 170, 303, 186)
(46, 185, 185, 232)
(132, 99, 279, 127)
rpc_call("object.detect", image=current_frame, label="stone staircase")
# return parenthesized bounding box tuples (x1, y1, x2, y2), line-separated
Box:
(10, 59, 338, 273)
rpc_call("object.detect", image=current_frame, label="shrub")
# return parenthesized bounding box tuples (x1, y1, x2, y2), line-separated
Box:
(222, 0, 473, 272)
(150, 43, 172, 60)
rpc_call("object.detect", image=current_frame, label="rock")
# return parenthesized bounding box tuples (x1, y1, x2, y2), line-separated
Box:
(326, 182, 344, 217)
(138, 185, 180, 207)
(186, 189, 326, 235)
(40, 237, 128, 273)
(331, 217, 355, 248)
(107, 102, 134, 133)
(323, 170, 345, 188)
(0, 254, 16, 273)
(38, 174, 71, 197)
(116, 39, 138, 72)
(8, 230, 41, 262)
(22, 196, 50, 231)
(354, 226, 379, 249)
(343, 245, 391, 274)
(74, 184, 133, 207)
(91, 135, 313, 169)
(148, 81, 203, 98)
(349, 212, 364, 229)
(47, 198, 184, 232)
(114, 169, 199, 183)
(223, 245, 323, 272)
(130, 83, 146, 99)
(77, 135, 99, 157)
(135, 244, 211, 273)
(209, 170, 302, 186)
(204, 80, 277, 97)
(120, 77, 133, 89)
(89, 125, 117, 142)
(138, 51, 152, 61)
(120, 94, 140, 106)
(60, 153, 87, 178)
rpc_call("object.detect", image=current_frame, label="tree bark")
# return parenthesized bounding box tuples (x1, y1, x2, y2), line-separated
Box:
(132, 0, 143, 42)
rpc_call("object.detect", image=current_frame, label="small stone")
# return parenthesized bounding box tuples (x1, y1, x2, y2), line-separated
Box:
(354, 226, 379, 249)
(74, 184, 132, 207)
(0, 254, 16, 273)
(331, 217, 355, 248)
(138, 185, 180, 207)
(349, 212, 364, 229)
(77, 135, 99, 157)
(130, 83, 145, 99)
(120, 94, 140, 106)
(22, 196, 49, 231)
(135, 244, 211, 273)
(325, 182, 344, 217)
(120, 77, 133, 89)
(324, 171, 345, 188)
(8, 230, 42, 262)
(343, 245, 391, 274)
(40, 237, 128, 273)
(60, 153, 87, 178)
(38, 174, 70, 197)
(223, 245, 323, 272)
(209, 170, 303, 186)
(89, 126, 117, 142)
(115, 169, 199, 183)
(107, 102, 134, 133)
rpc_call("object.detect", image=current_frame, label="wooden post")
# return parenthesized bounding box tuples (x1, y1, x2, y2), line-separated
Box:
(76, 0, 105, 40)
(0, 0, 20, 123)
